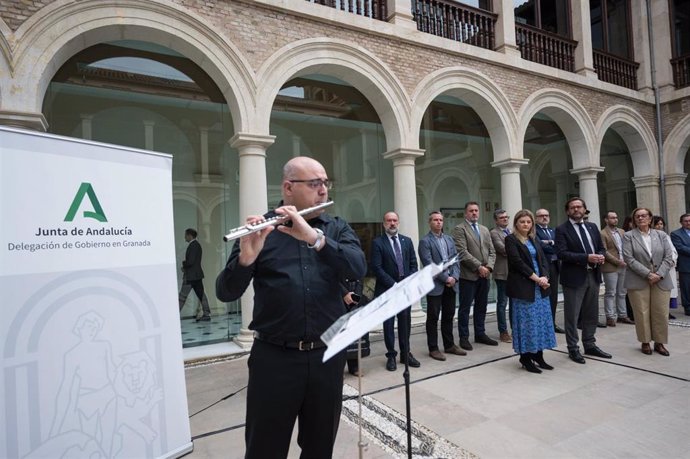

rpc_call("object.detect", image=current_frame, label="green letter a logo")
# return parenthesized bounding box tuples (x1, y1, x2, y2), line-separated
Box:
(64, 183, 108, 222)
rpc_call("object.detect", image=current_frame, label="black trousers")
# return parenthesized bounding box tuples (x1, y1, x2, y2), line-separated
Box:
(426, 286, 457, 351)
(548, 260, 560, 322)
(245, 340, 346, 459)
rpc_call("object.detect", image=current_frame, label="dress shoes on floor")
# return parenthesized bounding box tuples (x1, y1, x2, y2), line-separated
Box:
(669, 313, 676, 320)
(459, 337, 473, 351)
(499, 332, 512, 343)
(553, 324, 565, 334)
(617, 317, 634, 324)
(385, 356, 397, 371)
(475, 334, 498, 346)
(400, 353, 421, 368)
(641, 343, 652, 355)
(444, 345, 467, 356)
(606, 318, 616, 327)
(348, 369, 364, 377)
(584, 346, 612, 359)
(196, 316, 211, 322)
(429, 349, 446, 361)
(597, 322, 607, 328)
(568, 350, 586, 364)
(654, 343, 670, 356)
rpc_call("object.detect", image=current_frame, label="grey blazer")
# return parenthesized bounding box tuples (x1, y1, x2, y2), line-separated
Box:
(418, 231, 460, 296)
(452, 220, 495, 282)
(623, 228, 674, 291)
(490, 227, 509, 281)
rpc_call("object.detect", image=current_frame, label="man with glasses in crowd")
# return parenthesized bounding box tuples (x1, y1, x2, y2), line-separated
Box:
(535, 208, 565, 333)
(490, 209, 512, 343)
(216, 156, 366, 458)
(600, 211, 634, 327)
(671, 213, 690, 317)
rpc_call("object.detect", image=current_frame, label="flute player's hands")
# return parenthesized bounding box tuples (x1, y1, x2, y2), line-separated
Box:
(237, 215, 275, 266)
(275, 206, 323, 249)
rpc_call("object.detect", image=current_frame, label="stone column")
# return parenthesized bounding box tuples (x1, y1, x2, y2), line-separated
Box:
(571, 167, 605, 227)
(664, 173, 688, 231)
(0, 111, 47, 131)
(631, 0, 652, 94)
(229, 132, 276, 349)
(571, 0, 596, 78)
(386, 0, 417, 28)
(552, 171, 569, 223)
(199, 126, 210, 184)
(632, 175, 662, 214)
(493, 0, 520, 56)
(649, 0, 674, 92)
(491, 158, 529, 218)
(383, 147, 426, 323)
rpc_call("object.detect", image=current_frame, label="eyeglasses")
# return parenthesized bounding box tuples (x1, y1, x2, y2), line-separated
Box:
(635, 214, 650, 219)
(536, 214, 549, 218)
(289, 179, 333, 190)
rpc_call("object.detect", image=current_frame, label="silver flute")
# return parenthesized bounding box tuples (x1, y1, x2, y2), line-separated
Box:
(223, 201, 334, 242)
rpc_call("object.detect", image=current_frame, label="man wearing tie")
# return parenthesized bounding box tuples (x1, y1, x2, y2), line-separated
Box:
(452, 201, 498, 350)
(535, 209, 565, 333)
(671, 213, 690, 316)
(371, 211, 420, 371)
(555, 197, 612, 364)
(489, 209, 512, 343)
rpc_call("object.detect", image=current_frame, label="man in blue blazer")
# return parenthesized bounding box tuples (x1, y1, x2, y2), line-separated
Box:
(671, 213, 690, 316)
(555, 197, 612, 364)
(371, 211, 420, 371)
(418, 211, 464, 361)
(535, 208, 565, 333)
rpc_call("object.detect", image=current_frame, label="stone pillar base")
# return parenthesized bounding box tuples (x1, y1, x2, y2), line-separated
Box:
(233, 328, 255, 350)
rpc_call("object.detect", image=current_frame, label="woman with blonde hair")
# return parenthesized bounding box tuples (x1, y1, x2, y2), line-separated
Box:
(505, 209, 557, 373)
(623, 208, 674, 356)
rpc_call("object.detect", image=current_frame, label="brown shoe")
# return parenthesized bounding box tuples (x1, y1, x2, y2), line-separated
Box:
(499, 332, 512, 343)
(429, 350, 446, 361)
(653, 343, 670, 356)
(606, 318, 616, 327)
(641, 343, 652, 355)
(617, 317, 634, 324)
(444, 345, 467, 356)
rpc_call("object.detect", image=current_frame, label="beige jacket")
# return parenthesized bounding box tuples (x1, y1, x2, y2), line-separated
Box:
(600, 226, 626, 273)
(452, 220, 496, 282)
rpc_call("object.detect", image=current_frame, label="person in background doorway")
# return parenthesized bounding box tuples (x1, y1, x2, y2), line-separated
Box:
(178, 228, 211, 322)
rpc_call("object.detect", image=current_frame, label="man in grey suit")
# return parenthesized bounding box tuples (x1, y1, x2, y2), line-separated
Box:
(671, 213, 690, 316)
(490, 209, 512, 343)
(179, 228, 211, 321)
(418, 211, 465, 361)
(452, 201, 498, 350)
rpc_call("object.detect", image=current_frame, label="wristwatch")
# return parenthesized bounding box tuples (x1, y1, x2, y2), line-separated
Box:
(308, 228, 325, 250)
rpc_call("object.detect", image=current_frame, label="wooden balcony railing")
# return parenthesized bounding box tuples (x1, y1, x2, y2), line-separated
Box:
(307, 0, 387, 20)
(412, 0, 497, 50)
(515, 23, 576, 72)
(671, 54, 690, 89)
(592, 49, 639, 90)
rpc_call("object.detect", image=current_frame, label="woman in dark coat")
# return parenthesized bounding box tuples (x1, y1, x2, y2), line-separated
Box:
(505, 209, 557, 373)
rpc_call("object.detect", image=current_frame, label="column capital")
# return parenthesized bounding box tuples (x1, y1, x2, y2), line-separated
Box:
(383, 147, 424, 166)
(631, 175, 659, 188)
(230, 132, 276, 150)
(0, 110, 48, 132)
(664, 173, 687, 186)
(491, 158, 529, 171)
(570, 166, 605, 180)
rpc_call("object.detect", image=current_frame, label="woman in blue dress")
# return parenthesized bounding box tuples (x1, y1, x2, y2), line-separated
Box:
(505, 209, 557, 373)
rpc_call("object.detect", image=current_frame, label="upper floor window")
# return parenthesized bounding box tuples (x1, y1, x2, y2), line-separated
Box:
(590, 0, 632, 58)
(671, 0, 690, 56)
(514, 0, 570, 36)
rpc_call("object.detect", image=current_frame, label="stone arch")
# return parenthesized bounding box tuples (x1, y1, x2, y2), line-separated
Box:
(595, 105, 657, 176)
(426, 166, 477, 208)
(5, 0, 254, 131)
(0, 18, 10, 89)
(664, 112, 690, 174)
(255, 38, 409, 150)
(410, 67, 518, 162)
(518, 89, 596, 170)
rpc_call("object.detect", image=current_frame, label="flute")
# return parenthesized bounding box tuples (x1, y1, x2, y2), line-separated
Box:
(223, 201, 334, 242)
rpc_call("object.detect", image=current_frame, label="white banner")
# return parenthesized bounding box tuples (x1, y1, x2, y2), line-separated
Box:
(0, 127, 192, 458)
(321, 257, 458, 362)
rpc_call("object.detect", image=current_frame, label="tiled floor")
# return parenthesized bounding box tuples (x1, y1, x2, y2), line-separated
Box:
(180, 313, 242, 347)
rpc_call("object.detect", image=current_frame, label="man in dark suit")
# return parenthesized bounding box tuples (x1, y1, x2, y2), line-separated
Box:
(371, 211, 420, 371)
(671, 213, 690, 316)
(555, 197, 612, 363)
(418, 211, 464, 361)
(452, 201, 498, 350)
(535, 208, 565, 333)
(179, 228, 211, 321)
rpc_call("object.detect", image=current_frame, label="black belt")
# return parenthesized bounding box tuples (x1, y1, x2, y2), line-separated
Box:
(255, 332, 326, 351)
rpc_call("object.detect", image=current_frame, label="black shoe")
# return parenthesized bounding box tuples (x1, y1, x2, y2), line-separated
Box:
(568, 350, 586, 364)
(459, 337, 473, 351)
(519, 354, 542, 373)
(669, 313, 676, 320)
(386, 356, 397, 371)
(554, 325, 565, 334)
(532, 351, 554, 370)
(597, 322, 607, 328)
(584, 346, 612, 359)
(400, 353, 421, 368)
(196, 316, 211, 322)
(475, 334, 498, 346)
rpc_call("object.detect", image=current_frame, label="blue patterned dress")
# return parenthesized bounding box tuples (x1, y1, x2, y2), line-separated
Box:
(511, 240, 557, 354)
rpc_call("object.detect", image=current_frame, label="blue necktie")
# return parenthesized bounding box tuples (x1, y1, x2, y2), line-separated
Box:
(472, 223, 481, 241)
(503, 228, 510, 236)
(577, 222, 593, 254)
(392, 235, 404, 278)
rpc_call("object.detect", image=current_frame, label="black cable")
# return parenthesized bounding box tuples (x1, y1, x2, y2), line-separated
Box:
(188, 385, 247, 418)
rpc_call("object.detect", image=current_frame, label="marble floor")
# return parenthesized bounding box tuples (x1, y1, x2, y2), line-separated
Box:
(180, 312, 242, 347)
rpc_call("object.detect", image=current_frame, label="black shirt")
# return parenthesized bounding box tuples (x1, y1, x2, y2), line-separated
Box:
(216, 210, 366, 340)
